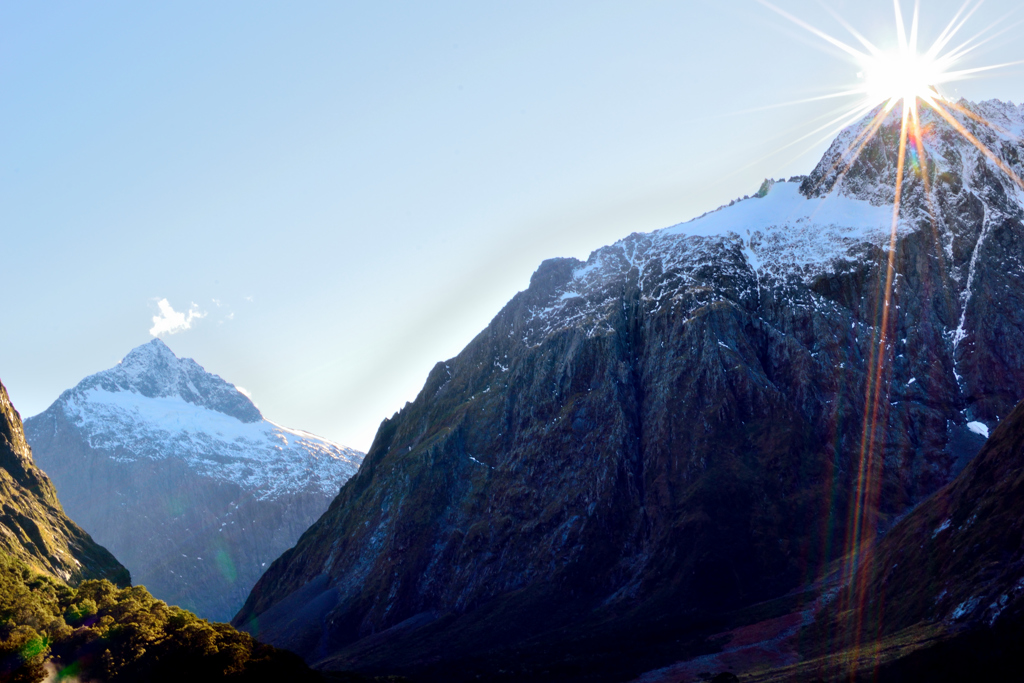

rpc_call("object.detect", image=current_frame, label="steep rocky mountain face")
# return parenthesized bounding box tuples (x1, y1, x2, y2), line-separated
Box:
(235, 99, 1024, 680)
(0, 377, 127, 586)
(24, 339, 363, 623)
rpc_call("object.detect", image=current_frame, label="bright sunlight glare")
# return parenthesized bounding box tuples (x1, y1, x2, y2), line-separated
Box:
(755, 0, 1024, 134)
(859, 49, 943, 106)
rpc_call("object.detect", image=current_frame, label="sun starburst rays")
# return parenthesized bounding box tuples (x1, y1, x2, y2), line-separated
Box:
(757, 0, 1021, 149)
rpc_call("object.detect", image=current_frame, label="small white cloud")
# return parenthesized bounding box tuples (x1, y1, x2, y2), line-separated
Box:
(227, 312, 235, 320)
(212, 298, 223, 307)
(245, 296, 253, 302)
(235, 386, 258, 407)
(149, 298, 207, 337)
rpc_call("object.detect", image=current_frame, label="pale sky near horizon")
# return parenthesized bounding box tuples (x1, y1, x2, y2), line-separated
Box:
(4, 0, 1023, 452)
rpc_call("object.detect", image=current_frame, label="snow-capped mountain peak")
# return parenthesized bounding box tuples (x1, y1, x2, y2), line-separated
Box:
(803, 98, 1024, 206)
(38, 340, 362, 500)
(70, 338, 263, 423)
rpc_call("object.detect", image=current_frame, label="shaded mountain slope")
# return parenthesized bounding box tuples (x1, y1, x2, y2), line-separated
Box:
(827, 394, 1024, 642)
(0, 377, 127, 587)
(235, 99, 1024, 681)
(25, 339, 363, 622)
(677, 395, 1024, 683)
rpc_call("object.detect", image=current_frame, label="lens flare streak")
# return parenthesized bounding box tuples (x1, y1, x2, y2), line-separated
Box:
(756, 0, 1024, 675)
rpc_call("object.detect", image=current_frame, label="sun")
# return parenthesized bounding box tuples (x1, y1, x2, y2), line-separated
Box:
(859, 48, 942, 107)
(754, 0, 1024, 215)
(850, 0, 955, 110)
(755, 0, 1024, 124)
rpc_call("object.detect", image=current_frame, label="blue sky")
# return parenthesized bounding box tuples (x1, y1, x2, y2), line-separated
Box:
(3, 0, 1023, 451)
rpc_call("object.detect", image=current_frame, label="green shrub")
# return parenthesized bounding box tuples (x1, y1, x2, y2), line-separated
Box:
(0, 553, 321, 682)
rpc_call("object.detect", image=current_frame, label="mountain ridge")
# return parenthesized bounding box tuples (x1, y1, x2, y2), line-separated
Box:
(828, 391, 1024, 637)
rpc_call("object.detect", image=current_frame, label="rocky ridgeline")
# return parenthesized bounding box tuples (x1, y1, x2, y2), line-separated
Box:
(25, 339, 363, 622)
(234, 100, 1024, 680)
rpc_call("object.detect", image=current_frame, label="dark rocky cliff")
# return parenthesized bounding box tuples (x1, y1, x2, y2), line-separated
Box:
(0, 377, 128, 586)
(234, 100, 1024, 680)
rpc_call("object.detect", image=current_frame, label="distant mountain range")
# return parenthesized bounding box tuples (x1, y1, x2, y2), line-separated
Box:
(232, 99, 1024, 681)
(4, 97, 1024, 682)
(25, 339, 364, 622)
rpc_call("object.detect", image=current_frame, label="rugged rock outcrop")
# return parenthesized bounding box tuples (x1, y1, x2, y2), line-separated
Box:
(235, 99, 1024, 680)
(25, 339, 363, 622)
(0, 377, 127, 586)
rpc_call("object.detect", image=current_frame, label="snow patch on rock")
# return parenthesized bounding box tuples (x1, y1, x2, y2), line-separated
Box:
(967, 421, 990, 438)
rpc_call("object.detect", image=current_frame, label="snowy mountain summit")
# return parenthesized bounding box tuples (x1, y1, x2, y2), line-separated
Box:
(53, 338, 360, 499)
(25, 339, 364, 622)
(524, 99, 1024, 346)
(85, 338, 263, 422)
